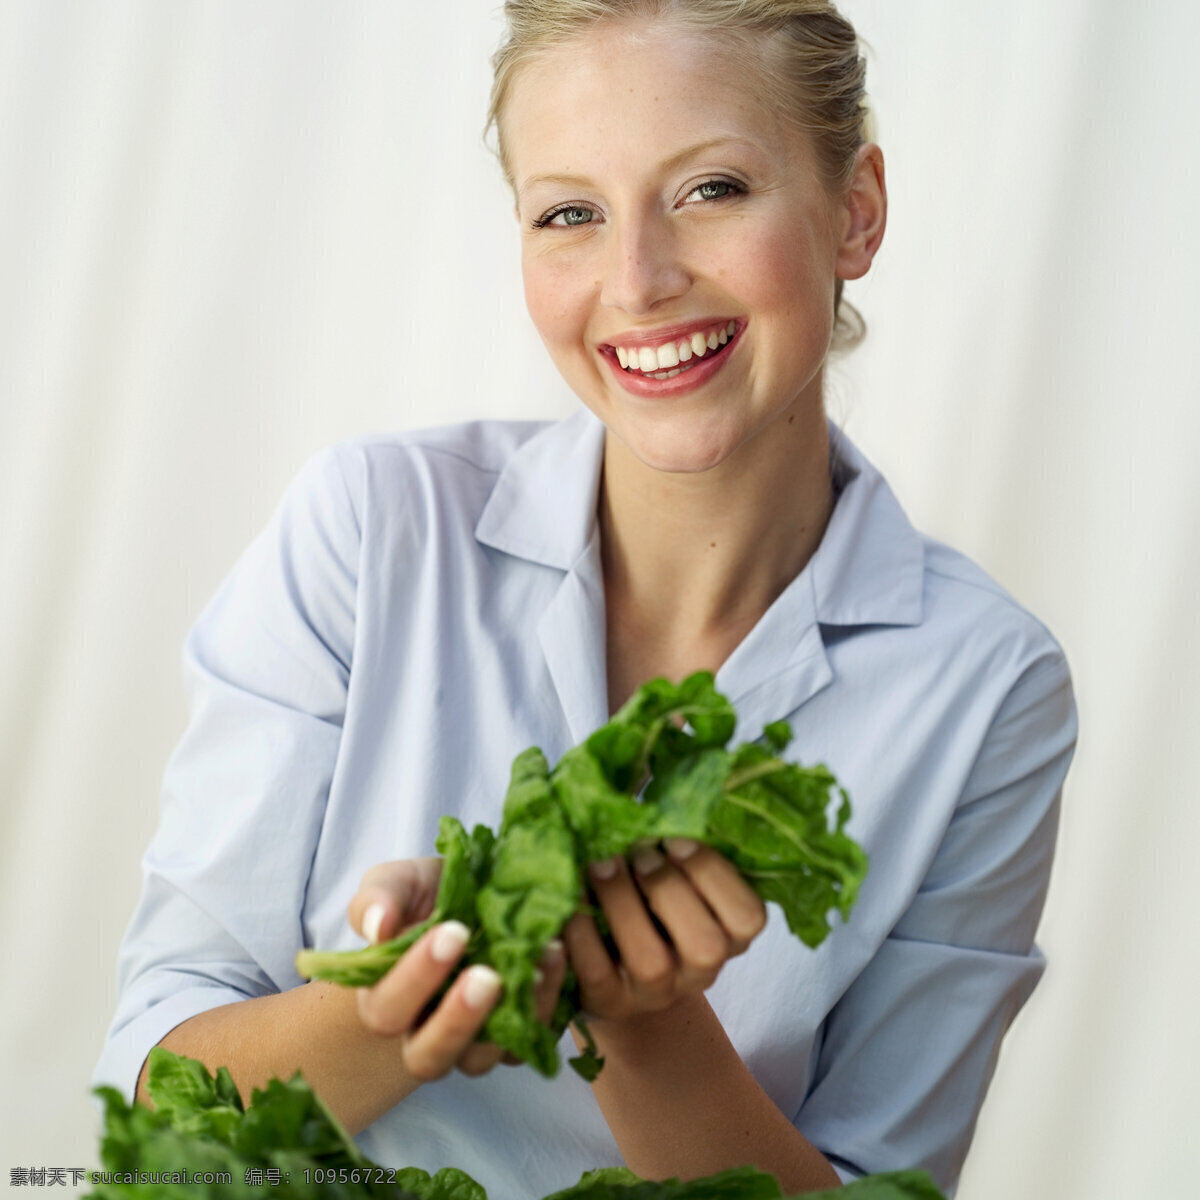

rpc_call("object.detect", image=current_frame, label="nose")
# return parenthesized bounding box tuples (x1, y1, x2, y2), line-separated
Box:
(599, 211, 690, 316)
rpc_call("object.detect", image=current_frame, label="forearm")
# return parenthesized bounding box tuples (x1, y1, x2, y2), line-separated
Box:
(137, 981, 422, 1136)
(575, 993, 841, 1192)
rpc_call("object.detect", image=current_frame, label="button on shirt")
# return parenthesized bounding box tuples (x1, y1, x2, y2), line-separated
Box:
(94, 409, 1077, 1198)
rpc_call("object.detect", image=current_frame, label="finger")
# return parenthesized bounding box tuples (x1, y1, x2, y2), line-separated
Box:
(562, 908, 626, 1018)
(630, 846, 728, 991)
(356, 919, 470, 1036)
(587, 857, 675, 1008)
(663, 841, 767, 954)
(348, 857, 442, 944)
(535, 938, 568, 1022)
(400, 964, 504, 1082)
(457, 1037, 506, 1077)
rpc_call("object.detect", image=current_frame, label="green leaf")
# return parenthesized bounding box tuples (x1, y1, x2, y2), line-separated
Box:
(295, 817, 494, 988)
(551, 745, 651, 860)
(392, 1167, 488, 1200)
(543, 1164, 783, 1199)
(144, 1048, 243, 1145)
(805, 1171, 947, 1200)
(566, 1013, 605, 1082)
(235, 1073, 366, 1164)
(86, 1051, 946, 1200)
(476, 751, 583, 1074)
(761, 720, 793, 753)
(714, 748, 868, 948)
(87, 1051, 433, 1198)
(293, 669, 867, 1077)
(87, 1082, 259, 1198)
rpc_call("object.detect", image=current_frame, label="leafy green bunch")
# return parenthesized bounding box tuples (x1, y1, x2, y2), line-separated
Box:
(87, 1049, 946, 1200)
(295, 672, 868, 1080)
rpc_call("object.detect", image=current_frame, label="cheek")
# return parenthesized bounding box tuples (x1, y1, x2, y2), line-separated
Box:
(521, 254, 590, 350)
(735, 221, 832, 311)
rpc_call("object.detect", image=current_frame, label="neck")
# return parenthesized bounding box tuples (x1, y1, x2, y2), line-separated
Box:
(599, 402, 835, 662)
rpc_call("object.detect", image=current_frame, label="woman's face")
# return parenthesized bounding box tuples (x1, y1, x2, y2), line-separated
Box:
(503, 19, 875, 476)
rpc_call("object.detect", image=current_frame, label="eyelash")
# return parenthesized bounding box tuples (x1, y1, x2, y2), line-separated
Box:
(530, 177, 745, 230)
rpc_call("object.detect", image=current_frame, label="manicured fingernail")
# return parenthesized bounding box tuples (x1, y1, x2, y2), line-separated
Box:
(633, 847, 666, 876)
(462, 964, 502, 1008)
(664, 837, 699, 861)
(363, 903, 386, 945)
(430, 920, 471, 963)
(590, 857, 619, 881)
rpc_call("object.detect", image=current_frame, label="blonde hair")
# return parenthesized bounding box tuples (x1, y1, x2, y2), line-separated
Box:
(487, 0, 872, 350)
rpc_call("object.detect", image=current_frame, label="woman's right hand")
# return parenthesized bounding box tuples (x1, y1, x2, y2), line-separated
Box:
(346, 857, 567, 1081)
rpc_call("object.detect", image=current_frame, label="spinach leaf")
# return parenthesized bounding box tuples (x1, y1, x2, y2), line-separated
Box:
(87, 1049, 945, 1200)
(391, 1167, 488, 1200)
(545, 1166, 945, 1200)
(475, 747, 581, 1075)
(143, 1048, 243, 1144)
(295, 672, 868, 1079)
(87, 1051, 424, 1199)
(543, 1164, 783, 1200)
(295, 818, 494, 988)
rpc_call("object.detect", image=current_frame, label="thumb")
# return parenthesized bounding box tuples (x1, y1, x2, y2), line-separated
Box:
(348, 857, 443, 945)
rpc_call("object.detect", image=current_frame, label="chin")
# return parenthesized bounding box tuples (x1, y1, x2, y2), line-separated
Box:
(610, 415, 748, 476)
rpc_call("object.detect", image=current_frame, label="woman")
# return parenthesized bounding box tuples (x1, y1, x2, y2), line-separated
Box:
(95, 2, 1076, 1196)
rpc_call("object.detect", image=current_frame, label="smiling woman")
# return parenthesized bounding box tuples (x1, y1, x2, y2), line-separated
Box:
(94, 3, 1076, 1198)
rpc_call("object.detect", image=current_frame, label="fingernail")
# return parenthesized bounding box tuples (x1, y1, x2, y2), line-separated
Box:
(540, 938, 564, 965)
(664, 837, 700, 862)
(633, 847, 666, 876)
(462, 964, 502, 1008)
(430, 920, 471, 963)
(363, 903, 386, 945)
(589, 857, 619, 881)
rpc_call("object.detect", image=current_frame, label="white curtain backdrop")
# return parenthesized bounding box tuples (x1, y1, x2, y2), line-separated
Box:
(2, 3, 1196, 1196)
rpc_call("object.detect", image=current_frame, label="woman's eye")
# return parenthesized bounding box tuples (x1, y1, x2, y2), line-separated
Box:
(684, 180, 739, 203)
(539, 205, 597, 228)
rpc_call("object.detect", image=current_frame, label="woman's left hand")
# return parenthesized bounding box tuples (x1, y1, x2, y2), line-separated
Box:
(562, 838, 767, 1024)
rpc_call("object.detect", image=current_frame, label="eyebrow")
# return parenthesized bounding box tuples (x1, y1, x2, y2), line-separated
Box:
(517, 136, 765, 195)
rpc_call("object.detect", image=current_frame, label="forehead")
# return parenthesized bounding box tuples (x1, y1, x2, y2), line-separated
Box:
(503, 19, 804, 190)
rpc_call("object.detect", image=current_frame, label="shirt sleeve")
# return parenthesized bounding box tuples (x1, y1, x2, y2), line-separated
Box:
(799, 648, 1078, 1195)
(92, 443, 362, 1101)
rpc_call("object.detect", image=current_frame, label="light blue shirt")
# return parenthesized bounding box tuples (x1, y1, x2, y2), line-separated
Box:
(95, 410, 1076, 1197)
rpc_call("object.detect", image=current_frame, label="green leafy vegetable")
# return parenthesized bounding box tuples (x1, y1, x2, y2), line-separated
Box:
(295, 672, 868, 1079)
(87, 1050, 946, 1199)
(542, 1164, 784, 1199)
(87, 1048, 410, 1199)
(543, 1166, 947, 1200)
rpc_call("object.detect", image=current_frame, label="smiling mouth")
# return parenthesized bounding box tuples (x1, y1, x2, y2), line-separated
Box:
(611, 321, 739, 380)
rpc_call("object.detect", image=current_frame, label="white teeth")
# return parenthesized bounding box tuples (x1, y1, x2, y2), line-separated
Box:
(649, 367, 684, 380)
(656, 341, 680, 369)
(615, 323, 737, 371)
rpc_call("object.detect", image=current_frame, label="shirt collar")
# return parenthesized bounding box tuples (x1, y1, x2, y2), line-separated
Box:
(475, 408, 605, 571)
(475, 409, 924, 629)
(812, 425, 925, 628)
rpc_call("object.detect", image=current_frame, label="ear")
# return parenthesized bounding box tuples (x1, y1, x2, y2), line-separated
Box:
(835, 143, 887, 281)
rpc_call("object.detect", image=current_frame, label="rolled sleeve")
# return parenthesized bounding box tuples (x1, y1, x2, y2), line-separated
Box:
(93, 445, 362, 1100)
(800, 650, 1077, 1194)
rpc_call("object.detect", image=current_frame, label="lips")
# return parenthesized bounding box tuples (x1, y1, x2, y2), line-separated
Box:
(600, 320, 743, 397)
